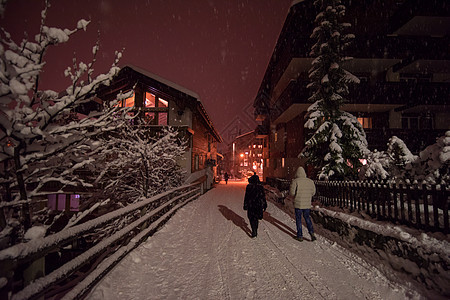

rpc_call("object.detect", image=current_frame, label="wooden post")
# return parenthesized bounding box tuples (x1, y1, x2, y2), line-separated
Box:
(414, 185, 421, 229)
(370, 182, 376, 217)
(376, 182, 381, 220)
(364, 182, 370, 215)
(407, 185, 413, 226)
(432, 185, 439, 230)
(393, 183, 399, 223)
(443, 187, 449, 234)
(386, 183, 392, 221)
(400, 184, 406, 224)
(422, 184, 430, 230)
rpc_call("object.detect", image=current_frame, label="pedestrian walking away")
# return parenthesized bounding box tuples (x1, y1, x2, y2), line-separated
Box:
(290, 166, 316, 242)
(224, 172, 229, 184)
(243, 174, 267, 238)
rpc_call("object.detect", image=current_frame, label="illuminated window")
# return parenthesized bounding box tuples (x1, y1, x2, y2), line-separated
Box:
(48, 194, 80, 211)
(357, 117, 372, 129)
(124, 95, 135, 107)
(116, 91, 135, 107)
(145, 92, 169, 126)
(145, 92, 156, 107)
(282, 158, 285, 168)
(274, 132, 278, 142)
(70, 194, 80, 211)
(158, 98, 168, 107)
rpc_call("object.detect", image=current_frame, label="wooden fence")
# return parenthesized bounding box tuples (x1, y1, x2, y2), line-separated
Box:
(0, 181, 205, 300)
(314, 181, 449, 234)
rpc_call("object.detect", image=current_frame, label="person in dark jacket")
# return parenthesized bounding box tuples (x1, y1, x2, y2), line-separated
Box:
(224, 172, 229, 184)
(243, 174, 267, 238)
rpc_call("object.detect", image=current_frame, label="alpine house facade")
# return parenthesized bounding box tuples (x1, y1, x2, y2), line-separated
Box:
(94, 65, 223, 188)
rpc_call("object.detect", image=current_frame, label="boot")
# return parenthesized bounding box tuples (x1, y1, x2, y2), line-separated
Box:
(310, 233, 316, 241)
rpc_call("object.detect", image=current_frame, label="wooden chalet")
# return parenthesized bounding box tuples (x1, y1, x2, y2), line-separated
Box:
(93, 65, 223, 188)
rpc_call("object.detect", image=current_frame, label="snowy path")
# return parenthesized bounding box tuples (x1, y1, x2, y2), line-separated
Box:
(88, 181, 418, 300)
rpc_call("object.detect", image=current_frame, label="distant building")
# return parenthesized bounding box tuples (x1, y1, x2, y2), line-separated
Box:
(253, 0, 450, 180)
(222, 130, 266, 180)
(93, 65, 223, 188)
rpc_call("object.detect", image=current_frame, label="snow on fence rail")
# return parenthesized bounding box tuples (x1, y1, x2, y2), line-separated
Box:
(0, 181, 205, 300)
(314, 181, 449, 233)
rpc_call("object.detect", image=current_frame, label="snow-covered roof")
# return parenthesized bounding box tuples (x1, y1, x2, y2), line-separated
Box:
(121, 64, 222, 143)
(124, 64, 200, 99)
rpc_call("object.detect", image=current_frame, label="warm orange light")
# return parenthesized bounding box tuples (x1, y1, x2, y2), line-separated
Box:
(145, 92, 156, 107)
(125, 94, 135, 107)
(240, 153, 244, 158)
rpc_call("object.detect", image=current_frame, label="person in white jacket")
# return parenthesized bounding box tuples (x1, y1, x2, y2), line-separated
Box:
(290, 166, 316, 242)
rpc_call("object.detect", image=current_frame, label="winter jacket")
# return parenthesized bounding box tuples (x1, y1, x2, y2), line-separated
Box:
(290, 167, 316, 209)
(244, 175, 267, 220)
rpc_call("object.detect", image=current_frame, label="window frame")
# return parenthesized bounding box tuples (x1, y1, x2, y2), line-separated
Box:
(143, 91, 170, 126)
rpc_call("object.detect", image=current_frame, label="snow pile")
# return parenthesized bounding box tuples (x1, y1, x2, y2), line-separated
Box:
(263, 183, 449, 298)
(24, 226, 46, 241)
(312, 207, 450, 297)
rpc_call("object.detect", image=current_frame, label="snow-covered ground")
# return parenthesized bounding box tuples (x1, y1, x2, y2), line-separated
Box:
(88, 181, 423, 300)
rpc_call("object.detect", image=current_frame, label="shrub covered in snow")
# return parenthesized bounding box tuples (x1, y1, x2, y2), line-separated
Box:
(360, 132, 449, 186)
(92, 124, 186, 206)
(410, 131, 449, 186)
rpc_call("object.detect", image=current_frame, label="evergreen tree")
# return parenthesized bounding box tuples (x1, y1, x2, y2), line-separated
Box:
(301, 0, 368, 180)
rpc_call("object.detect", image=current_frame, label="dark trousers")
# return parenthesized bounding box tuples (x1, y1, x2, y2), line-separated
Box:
(294, 208, 314, 238)
(247, 211, 259, 235)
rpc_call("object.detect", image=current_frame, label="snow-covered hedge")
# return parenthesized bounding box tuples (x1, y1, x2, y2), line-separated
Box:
(360, 131, 450, 186)
(311, 208, 449, 298)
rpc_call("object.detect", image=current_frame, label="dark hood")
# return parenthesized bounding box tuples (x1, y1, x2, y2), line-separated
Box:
(248, 174, 260, 184)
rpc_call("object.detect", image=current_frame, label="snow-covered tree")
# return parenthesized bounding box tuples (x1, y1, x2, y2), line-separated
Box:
(360, 132, 449, 186)
(0, 1, 125, 240)
(359, 136, 417, 182)
(301, 0, 368, 180)
(409, 131, 449, 186)
(92, 123, 186, 206)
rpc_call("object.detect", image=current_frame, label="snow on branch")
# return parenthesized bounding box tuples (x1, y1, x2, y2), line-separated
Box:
(0, 2, 126, 245)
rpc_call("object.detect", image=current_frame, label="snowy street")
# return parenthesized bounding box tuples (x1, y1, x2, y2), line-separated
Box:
(88, 181, 419, 300)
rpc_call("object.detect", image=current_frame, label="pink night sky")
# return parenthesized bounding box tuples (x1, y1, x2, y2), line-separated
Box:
(1, 0, 293, 137)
